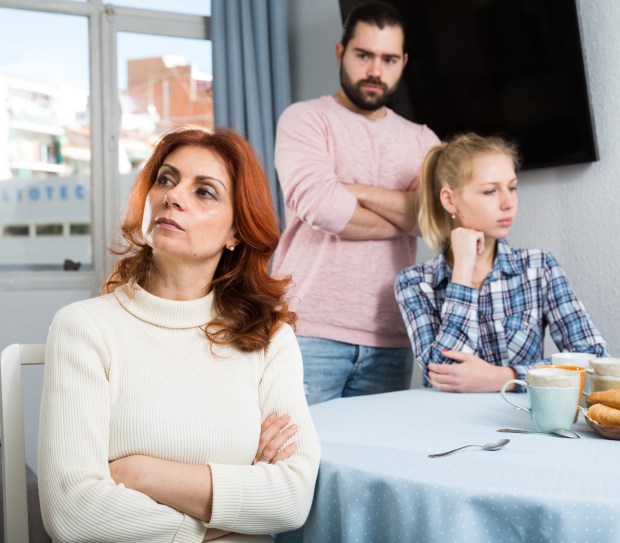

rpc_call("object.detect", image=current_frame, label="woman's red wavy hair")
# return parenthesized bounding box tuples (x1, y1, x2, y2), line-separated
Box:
(103, 126, 296, 351)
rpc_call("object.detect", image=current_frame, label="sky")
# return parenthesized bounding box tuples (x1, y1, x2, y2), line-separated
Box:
(0, 1, 212, 90)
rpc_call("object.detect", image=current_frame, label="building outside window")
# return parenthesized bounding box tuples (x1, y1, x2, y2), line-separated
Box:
(0, 0, 211, 283)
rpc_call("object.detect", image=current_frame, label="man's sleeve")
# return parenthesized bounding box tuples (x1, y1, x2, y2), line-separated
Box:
(274, 103, 358, 235)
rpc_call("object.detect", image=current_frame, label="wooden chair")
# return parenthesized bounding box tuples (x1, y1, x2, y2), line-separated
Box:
(0, 344, 46, 543)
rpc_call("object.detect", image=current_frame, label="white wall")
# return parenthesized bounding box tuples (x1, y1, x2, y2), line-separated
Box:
(287, 0, 620, 363)
(0, 287, 90, 472)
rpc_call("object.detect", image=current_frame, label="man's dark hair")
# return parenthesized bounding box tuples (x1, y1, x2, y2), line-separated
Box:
(341, 1, 406, 51)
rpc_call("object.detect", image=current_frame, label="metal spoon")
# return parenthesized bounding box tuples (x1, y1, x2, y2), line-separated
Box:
(428, 438, 510, 458)
(496, 427, 580, 439)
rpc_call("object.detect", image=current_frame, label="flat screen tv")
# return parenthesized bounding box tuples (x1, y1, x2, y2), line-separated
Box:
(339, 0, 598, 170)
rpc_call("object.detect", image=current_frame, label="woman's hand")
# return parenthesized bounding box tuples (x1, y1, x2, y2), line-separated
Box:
(253, 413, 298, 464)
(429, 350, 517, 392)
(108, 413, 298, 525)
(109, 414, 298, 489)
(450, 227, 485, 287)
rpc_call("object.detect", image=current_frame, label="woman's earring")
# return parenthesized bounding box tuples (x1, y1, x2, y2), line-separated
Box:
(228, 245, 235, 251)
(451, 214, 456, 220)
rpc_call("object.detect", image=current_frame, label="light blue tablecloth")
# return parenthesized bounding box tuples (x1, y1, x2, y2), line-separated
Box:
(277, 389, 620, 543)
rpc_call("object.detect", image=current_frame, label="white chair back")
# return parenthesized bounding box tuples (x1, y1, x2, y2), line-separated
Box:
(0, 344, 45, 543)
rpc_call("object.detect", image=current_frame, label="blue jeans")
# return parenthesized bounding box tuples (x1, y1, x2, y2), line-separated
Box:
(297, 336, 413, 405)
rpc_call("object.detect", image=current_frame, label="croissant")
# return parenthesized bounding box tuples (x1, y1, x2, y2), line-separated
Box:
(585, 388, 620, 410)
(587, 403, 620, 426)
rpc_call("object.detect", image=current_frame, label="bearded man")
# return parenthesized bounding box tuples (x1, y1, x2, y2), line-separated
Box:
(272, 1, 440, 404)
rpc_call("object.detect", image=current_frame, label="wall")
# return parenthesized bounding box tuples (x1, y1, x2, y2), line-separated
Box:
(0, 287, 90, 473)
(286, 0, 620, 376)
(507, 0, 620, 359)
(421, 0, 620, 357)
(287, 1, 341, 103)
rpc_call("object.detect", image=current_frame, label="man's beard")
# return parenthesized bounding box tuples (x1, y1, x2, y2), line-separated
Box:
(339, 64, 397, 112)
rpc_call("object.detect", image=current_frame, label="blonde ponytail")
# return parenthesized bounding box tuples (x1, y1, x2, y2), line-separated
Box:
(418, 144, 449, 252)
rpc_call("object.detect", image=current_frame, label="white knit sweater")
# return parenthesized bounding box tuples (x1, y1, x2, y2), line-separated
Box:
(39, 283, 320, 543)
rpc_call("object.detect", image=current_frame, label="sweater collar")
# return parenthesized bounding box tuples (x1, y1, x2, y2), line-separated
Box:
(327, 94, 393, 122)
(114, 282, 215, 329)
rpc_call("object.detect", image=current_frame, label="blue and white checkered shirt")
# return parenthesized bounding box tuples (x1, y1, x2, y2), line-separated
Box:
(395, 239, 607, 387)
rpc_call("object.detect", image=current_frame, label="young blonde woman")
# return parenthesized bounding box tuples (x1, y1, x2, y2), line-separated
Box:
(395, 133, 607, 392)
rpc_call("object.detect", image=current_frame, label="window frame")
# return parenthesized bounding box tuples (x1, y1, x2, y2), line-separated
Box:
(0, 0, 211, 292)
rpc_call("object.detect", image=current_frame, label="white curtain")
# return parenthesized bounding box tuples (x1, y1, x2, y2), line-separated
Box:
(211, 0, 291, 220)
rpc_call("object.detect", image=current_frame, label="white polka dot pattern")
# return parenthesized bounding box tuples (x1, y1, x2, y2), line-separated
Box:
(277, 389, 620, 543)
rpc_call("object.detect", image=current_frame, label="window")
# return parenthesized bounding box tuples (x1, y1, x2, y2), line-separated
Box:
(116, 32, 212, 204)
(3, 225, 29, 237)
(104, 0, 210, 16)
(35, 224, 64, 236)
(0, 7, 90, 271)
(70, 223, 90, 235)
(0, 0, 211, 284)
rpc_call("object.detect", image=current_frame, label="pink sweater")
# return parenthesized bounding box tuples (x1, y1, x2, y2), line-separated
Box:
(272, 95, 440, 348)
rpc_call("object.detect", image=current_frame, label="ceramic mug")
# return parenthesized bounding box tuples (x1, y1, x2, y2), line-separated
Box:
(590, 373, 620, 393)
(590, 357, 620, 377)
(525, 367, 582, 388)
(551, 353, 595, 394)
(500, 379, 580, 432)
(537, 364, 586, 420)
(550, 352, 595, 367)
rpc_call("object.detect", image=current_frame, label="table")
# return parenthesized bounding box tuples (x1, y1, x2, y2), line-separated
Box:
(277, 389, 620, 543)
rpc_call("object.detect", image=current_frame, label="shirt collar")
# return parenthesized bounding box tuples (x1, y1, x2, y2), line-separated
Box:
(430, 250, 451, 288)
(492, 238, 523, 277)
(431, 238, 522, 288)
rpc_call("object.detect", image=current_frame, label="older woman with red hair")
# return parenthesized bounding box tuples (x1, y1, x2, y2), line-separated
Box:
(39, 127, 320, 543)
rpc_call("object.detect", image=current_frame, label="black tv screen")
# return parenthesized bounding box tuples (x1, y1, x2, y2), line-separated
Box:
(339, 0, 598, 170)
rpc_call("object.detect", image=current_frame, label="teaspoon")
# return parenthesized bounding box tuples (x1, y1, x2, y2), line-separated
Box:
(428, 438, 510, 458)
(496, 428, 580, 439)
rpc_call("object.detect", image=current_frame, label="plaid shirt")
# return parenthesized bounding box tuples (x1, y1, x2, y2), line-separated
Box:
(395, 239, 607, 387)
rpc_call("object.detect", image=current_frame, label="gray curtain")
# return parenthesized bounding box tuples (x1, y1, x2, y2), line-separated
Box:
(211, 0, 291, 220)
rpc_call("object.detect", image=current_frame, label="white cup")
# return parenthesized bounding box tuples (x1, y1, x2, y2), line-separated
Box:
(590, 373, 620, 393)
(551, 352, 595, 368)
(590, 357, 620, 377)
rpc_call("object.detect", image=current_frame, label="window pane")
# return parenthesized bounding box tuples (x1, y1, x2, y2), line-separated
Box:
(35, 224, 64, 236)
(104, 0, 211, 16)
(70, 223, 91, 235)
(0, 8, 91, 270)
(117, 32, 212, 200)
(3, 225, 29, 237)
